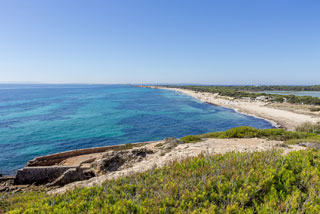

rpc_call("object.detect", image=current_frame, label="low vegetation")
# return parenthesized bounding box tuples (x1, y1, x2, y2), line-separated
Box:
(2, 126, 320, 213)
(181, 126, 320, 145)
(295, 122, 320, 135)
(2, 149, 320, 213)
(310, 107, 320, 112)
(168, 85, 320, 105)
(180, 135, 201, 143)
(202, 85, 320, 92)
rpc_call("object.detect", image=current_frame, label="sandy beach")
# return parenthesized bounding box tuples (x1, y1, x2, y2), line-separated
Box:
(150, 86, 320, 131)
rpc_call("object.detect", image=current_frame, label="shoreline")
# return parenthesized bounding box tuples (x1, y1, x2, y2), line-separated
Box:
(232, 107, 280, 128)
(148, 86, 320, 131)
(2, 85, 319, 193)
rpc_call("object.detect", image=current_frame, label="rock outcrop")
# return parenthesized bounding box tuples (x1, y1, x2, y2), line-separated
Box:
(0, 176, 17, 192)
(298, 142, 320, 149)
(162, 137, 184, 150)
(12, 144, 156, 187)
(14, 166, 75, 185)
(92, 148, 154, 175)
(47, 168, 95, 187)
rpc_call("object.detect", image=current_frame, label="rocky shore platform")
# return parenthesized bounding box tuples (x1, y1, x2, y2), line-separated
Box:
(1, 136, 309, 194)
(0, 141, 153, 193)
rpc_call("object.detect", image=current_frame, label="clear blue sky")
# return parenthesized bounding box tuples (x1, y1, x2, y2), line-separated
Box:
(0, 0, 319, 85)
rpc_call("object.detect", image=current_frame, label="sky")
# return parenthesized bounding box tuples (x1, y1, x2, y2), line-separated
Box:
(0, 0, 319, 85)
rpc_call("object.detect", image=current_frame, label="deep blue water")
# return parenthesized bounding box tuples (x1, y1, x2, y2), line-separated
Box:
(0, 84, 273, 175)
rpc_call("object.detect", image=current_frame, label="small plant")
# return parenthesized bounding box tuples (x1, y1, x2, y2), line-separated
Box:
(160, 151, 166, 156)
(155, 143, 164, 148)
(180, 135, 201, 143)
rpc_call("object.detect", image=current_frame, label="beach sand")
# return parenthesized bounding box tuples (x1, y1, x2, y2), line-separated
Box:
(152, 87, 320, 130)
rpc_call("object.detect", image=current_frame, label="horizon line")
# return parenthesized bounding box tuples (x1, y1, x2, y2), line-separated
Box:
(0, 82, 319, 86)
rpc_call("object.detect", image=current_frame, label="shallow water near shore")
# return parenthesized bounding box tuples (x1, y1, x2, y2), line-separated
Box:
(0, 84, 273, 175)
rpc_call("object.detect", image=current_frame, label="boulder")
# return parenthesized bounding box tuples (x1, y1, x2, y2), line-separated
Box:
(92, 148, 154, 174)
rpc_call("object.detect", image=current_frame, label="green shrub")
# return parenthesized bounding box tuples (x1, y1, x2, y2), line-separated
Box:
(199, 126, 260, 139)
(198, 126, 320, 141)
(224, 126, 260, 138)
(5, 150, 320, 213)
(180, 135, 201, 143)
(199, 131, 225, 138)
(197, 126, 319, 142)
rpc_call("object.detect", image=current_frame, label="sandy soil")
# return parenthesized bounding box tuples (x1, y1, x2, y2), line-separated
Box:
(58, 153, 101, 167)
(51, 138, 305, 194)
(153, 87, 320, 131)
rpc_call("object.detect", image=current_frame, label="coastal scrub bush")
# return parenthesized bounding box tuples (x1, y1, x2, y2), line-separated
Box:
(193, 126, 320, 146)
(295, 122, 320, 134)
(199, 126, 318, 142)
(180, 135, 201, 143)
(4, 149, 320, 213)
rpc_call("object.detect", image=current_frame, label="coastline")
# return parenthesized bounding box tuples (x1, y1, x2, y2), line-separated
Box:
(2, 135, 306, 195)
(232, 107, 280, 129)
(2, 85, 319, 194)
(148, 86, 320, 131)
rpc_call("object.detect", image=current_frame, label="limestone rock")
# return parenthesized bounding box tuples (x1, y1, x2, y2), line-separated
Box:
(48, 168, 95, 187)
(92, 148, 154, 174)
(14, 167, 72, 185)
(164, 137, 184, 145)
(162, 137, 184, 150)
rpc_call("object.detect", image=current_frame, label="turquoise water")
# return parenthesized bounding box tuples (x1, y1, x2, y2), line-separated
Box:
(0, 85, 273, 175)
(259, 91, 320, 98)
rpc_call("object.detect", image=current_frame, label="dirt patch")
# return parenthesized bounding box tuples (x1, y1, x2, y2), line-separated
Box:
(58, 153, 101, 166)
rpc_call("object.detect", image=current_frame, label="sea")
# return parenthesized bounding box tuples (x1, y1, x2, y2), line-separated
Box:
(0, 84, 273, 175)
(259, 91, 320, 98)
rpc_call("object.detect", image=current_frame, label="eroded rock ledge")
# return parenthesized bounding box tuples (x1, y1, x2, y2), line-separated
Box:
(12, 142, 159, 187)
(0, 137, 308, 193)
